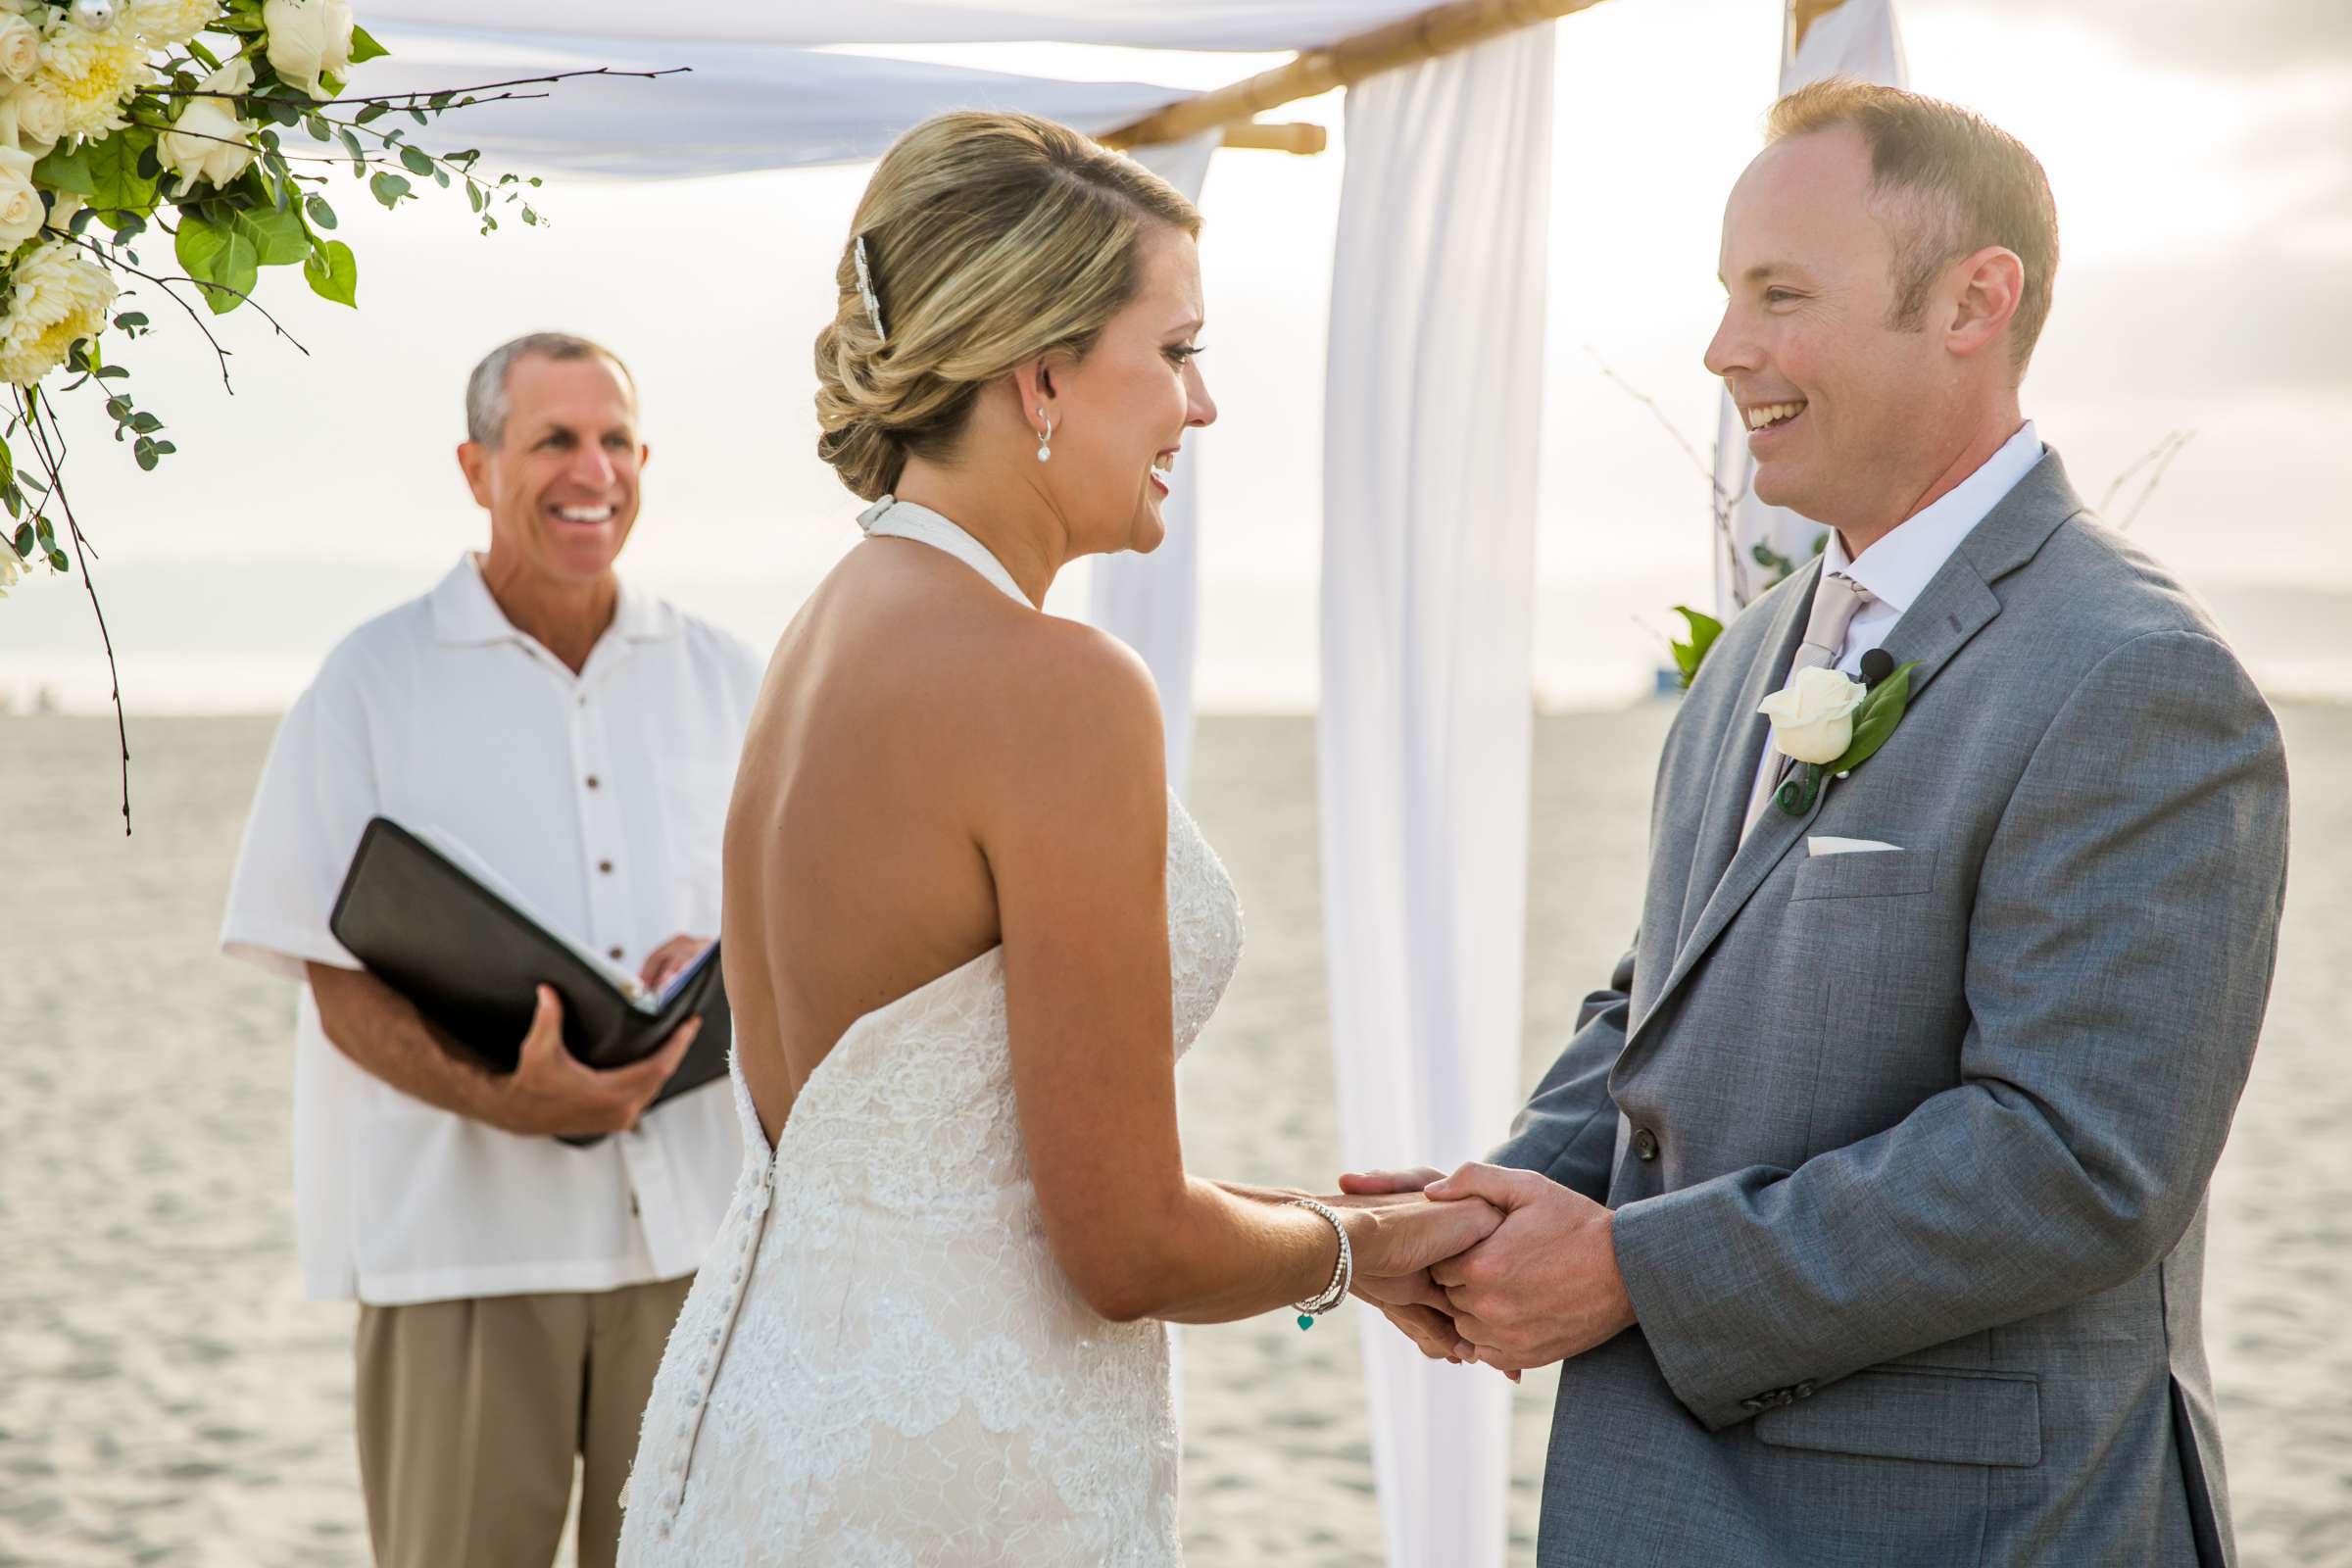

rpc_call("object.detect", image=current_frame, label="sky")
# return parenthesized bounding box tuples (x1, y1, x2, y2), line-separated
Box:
(1, 0, 2346, 712)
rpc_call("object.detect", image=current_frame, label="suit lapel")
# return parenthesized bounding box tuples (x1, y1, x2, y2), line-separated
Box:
(1677, 562, 1821, 953)
(1631, 449, 2088, 1055)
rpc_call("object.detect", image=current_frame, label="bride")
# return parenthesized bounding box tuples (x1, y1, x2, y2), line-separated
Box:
(616, 113, 1497, 1565)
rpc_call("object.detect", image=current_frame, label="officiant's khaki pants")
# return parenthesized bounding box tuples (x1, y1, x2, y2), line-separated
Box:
(355, 1274, 694, 1568)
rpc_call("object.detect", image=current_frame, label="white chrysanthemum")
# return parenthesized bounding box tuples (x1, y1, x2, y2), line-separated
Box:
(0, 238, 118, 388)
(33, 19, 153, 141)
(129, 0, 226, 49)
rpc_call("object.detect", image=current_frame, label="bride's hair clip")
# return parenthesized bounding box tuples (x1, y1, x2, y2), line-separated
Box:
(854, 233, 887, 344)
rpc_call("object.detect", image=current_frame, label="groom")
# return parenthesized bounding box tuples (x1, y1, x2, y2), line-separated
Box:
(1352, 81, 2287, 1566)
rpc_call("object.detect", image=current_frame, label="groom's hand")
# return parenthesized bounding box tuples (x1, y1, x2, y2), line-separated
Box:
(1425, 1162, 1636, 1375)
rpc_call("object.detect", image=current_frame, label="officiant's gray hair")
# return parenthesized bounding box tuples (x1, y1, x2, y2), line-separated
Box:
(815, 111, 1200, 501)
(466, 332, 639, 447)
(1769, 79, 2060, 378)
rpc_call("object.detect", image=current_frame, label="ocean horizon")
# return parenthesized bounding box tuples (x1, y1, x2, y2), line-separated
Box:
(5, 558, 2348, 718)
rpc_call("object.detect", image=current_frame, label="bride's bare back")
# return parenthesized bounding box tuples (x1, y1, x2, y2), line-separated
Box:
(722, 531, 1071, 1149)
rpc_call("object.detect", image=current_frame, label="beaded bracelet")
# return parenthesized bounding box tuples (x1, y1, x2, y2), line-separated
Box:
(1287, 1197, 1352, 1330)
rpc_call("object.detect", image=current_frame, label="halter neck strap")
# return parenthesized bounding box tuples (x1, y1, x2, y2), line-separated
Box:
(856, 496, 1035, 608)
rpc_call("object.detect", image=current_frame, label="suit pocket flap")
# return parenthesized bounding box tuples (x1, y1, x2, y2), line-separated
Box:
(1756, 1366, 2041, 1467)
(1789, 847, 1939, 902)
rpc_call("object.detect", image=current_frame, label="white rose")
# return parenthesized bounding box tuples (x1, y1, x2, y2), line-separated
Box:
(0, 545, 23, 596)
(261, 0, 352, 101)
(13, 86, 64, 150)
(1756, 665, 1868, 765)
(0, 16, 36, 84)
(159, 56, 256, 188)
(0, 145, 40, 247)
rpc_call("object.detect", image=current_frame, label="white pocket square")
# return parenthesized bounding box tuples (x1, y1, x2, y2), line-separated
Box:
(1808, 836, 1901, 857)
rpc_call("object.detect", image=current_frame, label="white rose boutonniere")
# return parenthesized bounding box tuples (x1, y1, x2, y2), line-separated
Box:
(1757, 665, 1866, 764)
(1756, 655, 1922, 816)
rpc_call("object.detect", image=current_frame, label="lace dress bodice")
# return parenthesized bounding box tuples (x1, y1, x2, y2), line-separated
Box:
(617, 500, 1244, 1566)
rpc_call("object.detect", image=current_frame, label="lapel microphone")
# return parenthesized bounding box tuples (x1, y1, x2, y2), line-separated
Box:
(1860, 648, 1895, 687)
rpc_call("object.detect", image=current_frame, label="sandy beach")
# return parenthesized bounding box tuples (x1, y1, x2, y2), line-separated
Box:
(3, 704, 2347, 1567)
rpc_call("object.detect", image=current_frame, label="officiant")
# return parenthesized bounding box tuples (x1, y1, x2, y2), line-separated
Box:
(219, 332, 764, 1568)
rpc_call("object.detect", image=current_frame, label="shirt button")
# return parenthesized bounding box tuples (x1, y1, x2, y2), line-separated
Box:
(1633, 1127, 1660, 1162)
(599, 859, 614, 874)
(609, 946, 625, 961)
(585, 774, 601, 790)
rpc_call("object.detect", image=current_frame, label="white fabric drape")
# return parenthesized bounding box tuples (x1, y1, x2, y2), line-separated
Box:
(1710, 0, 1910, 613)
(1316, 26, 1554, 1568)
(363, 28, 1198, 176)
(1087, 131, 1219, 800)
(365, 1, 1434, 52)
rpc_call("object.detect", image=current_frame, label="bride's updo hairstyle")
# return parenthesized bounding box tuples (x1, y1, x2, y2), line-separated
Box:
(814, 112, 1202, 501)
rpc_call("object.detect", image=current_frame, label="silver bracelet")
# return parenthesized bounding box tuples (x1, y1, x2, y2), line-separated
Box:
(1287, 1198, 1352, 1329)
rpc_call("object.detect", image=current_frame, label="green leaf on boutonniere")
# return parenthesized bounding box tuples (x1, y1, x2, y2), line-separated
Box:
(1668, 605, 1723, 690)
(1825, 660, 1921, 777)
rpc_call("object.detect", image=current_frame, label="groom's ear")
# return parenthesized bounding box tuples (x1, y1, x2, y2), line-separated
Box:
(1942, 244, 2025, 364)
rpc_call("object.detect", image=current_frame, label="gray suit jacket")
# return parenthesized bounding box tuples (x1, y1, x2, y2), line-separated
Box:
(1493, 450, 2289, 1567)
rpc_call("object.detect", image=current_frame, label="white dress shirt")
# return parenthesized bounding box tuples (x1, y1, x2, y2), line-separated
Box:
(220, 553, 764, 1305)
(1750, 420, 2043, 808)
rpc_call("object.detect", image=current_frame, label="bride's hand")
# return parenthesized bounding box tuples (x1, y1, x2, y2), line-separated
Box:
(1340, 1193, 1502, 1283)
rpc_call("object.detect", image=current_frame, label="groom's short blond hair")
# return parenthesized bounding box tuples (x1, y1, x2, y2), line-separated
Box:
(1769, 79, 2059, 377)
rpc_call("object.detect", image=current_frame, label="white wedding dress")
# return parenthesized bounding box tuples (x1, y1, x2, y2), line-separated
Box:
(616, 499, 1244, 1567)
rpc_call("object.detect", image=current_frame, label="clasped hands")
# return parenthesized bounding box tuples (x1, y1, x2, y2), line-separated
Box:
(1335, 1164, 1636, 1377)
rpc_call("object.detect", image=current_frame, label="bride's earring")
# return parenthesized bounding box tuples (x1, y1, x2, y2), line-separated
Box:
(1036, 408, 1054, 464)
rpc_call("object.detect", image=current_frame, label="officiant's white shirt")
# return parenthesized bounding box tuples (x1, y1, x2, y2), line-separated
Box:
(1749, 419, 2041, 808)
(220, 553, 762, 1305)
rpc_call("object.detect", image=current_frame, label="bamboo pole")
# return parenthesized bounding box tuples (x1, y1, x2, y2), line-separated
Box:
(1219, 121, 1329, 155)
(1790, 0, 1846, 54)
(1102, 0, 1615, 151)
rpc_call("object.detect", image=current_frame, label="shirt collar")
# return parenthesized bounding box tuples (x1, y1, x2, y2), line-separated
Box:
(428, 552, 677, 647)
(1825, 419, 2042, 613)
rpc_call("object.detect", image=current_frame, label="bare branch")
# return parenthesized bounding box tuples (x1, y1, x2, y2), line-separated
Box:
(2107, 430, 2195, 531)
(16, 388, 130, 833)
(145, 65, 691, 107)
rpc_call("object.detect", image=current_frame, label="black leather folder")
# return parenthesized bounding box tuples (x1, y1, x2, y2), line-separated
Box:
(327, 816, 731, 1144)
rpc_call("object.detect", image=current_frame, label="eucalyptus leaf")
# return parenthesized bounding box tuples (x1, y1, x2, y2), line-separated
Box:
(175, 213, 260, 314)
(231, 202, 309, 267)
(34, 144, 95, 197)
(302, 237, 357, 307)
(86, 131, 161, 217)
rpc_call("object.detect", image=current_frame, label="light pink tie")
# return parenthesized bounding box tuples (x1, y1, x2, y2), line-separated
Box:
(1742, 571, 1873, 835)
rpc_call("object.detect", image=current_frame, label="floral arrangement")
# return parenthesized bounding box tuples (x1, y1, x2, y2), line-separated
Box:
(0, 0, 672, 829)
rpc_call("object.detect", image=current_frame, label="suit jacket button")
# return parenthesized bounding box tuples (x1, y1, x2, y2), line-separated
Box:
(1793, 1381, 1815, 1399)
(1633, 1128, 1659, 1161)
(1740, 1396, 1767, 1413)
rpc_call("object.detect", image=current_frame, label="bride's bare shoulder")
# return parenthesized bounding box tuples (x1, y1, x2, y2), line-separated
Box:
(969, 613, 1167, 829)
